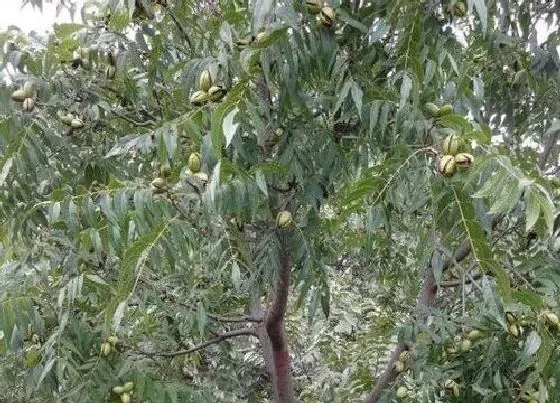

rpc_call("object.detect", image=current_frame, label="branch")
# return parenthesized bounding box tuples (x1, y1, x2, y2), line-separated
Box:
(165, 7, 193, 50)
(136, 328, 256, 358)
(365, 216, 499, 403)
(538, 127, 559, 171)
(111, 109, 155, 127)
(207, 313, 263, 323)
(440, 273, 483, 288)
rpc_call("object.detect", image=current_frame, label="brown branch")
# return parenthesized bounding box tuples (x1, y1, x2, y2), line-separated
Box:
(136, 328, 257, 358)
(207, 313, 263, 323)
(111, 109, 155, 127)
(538, 127, 559, 171)
(365, 218, 497, 403)
(440, 273, 483, 288)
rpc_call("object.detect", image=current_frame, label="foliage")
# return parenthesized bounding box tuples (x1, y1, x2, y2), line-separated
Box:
(0, 0, 559, 402)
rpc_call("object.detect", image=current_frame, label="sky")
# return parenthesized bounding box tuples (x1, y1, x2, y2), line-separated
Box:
(0, 1, 83, 33)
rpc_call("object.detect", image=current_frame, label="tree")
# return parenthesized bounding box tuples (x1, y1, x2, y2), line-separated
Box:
(0, 0, 559, 402)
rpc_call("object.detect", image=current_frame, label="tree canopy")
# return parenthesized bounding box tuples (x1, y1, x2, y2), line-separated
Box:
(0, 0, 559, 402)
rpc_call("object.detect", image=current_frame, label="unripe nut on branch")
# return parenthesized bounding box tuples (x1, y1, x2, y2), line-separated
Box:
(424, 102, 440, 117)
(188, 153, 202, 173)
(23, 98, 35, 112)
(276, 211, 293, 229)
(151, 177, 166, 189)
(113, 386, 125, 394)
(442, 134, 462, 155)
(123, 382, 134, 392)
(398, 350, 410, 363)
(190, 90, 209, 106)
(438, 155, 456, 177)
(320, 6, 335, 27)
(396, 386, 408, 399)
(199, 70, 212, 92)
(160, 164, 172, 177)
(121, 393, 131, 403)
(71, 118, 84, 129)
(208, 85, 227, 102)
(393, 360, 406, 373)
(454, 153, 474, 168)
(11, 89, 26, 102)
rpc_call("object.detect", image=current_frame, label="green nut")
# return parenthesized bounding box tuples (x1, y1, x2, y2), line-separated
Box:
(23, 98, 35, 112)
(188, 152, 202, 173)
(71, 118, 84, 129)
(208, 85, 227, 102)
(438, 155, 456, 177)
(442, 134, 462, 155)
(393, 360, 405, 373)
(199, 70, 212, 92)
(276, 211, 293, 229)
(454, 153, 474, 168)
(190, 90, 209, 106)
(438, 104, 454, 116)
(113, 386, 125, 394)
(396, 386, 408, 399)
(424, 102, 441, 118)
(123, 381, 134, 392)
(151, 177, 166, 189)
(467, 329, 482, 341)
(398, 350, 410, 363)
(11, 89, 26, 102)
(320, 6, 335, 27)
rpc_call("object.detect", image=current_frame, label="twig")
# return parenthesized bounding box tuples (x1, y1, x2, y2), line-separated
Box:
(207, 313, 263, 323)
(165, 8, 193, 50)
(111, 109, 155, 127)
(135, 328, 257, 357)
(440, 273, 483, 288)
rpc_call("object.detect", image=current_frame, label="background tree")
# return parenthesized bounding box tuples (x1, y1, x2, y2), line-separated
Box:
(0, 0, 559, 402)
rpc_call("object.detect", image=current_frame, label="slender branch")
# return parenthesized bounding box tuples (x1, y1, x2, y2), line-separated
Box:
(440, 273, 483, 288)
(111, 109, 155, 127)
(538, 127, 559, 171)
(135, 328, 256, 358)
(165, 8, 193, 50)
(365, 217, 499, 403)
(207, 313, 263, 323)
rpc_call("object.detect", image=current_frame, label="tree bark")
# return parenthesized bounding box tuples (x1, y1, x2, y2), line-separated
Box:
(265, 231, 295, 403)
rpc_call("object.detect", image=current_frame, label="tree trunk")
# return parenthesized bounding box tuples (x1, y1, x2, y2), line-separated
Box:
(265, 231, 295, 403)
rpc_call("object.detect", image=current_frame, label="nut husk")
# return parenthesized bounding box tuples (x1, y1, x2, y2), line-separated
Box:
(151, 177, 166, 189)
(438, 155, 456, 177)
(442, 135, 462, 155)
(123, 382, 134, 392)
(188, 153, 202, 173)
(467, 329, 482, 341)
(190, 90, 209, 106)
(208, 85, 227, 102)
(11, 89, 26, 102)
(113, 386, 125, 394)
(398, 350, 410, 363)
(23, 98, 35, 112)
(160, 164, 172, 177)
(71, 118, 84, 129)
(121, 393, 131, 403)
(23, 81, 35, 98)
(276, 211, 293, 229)
(199, 70, 212, 92)
(453, 1, 466, 17)
(424, 102, 440, 117)
(393, 361, 405, 373)
(438, 104, 454, 116)
(454, 153, 474, 168)
(320, 6, 335, 27)
(396, 386, 408, 399)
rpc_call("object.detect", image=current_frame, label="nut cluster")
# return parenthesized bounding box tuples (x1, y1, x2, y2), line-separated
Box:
(190, 69, 227, 106)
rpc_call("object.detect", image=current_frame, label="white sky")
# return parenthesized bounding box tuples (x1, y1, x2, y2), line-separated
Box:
(0, 1, 82, 33)
(0, 1, 554, 43)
